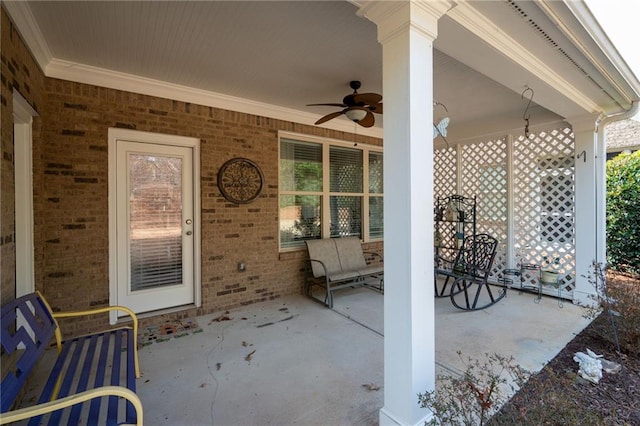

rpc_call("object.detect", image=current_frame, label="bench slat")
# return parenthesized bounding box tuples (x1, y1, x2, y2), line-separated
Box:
(107, 329, 124, 425)
(27, 330, 134, 426)
(27, 337, 72, 426)
(125, 329, 137, 424)
(68, 334, 99, 424)
(48, 333, 86, 425)
(88, 331, 110, 423)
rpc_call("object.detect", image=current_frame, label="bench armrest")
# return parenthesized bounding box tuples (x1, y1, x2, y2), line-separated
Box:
(0, 386, 143, 426)
(52, 306, 140, 378)
(363, 251, 383, 263)
(307, 258, 329, 278)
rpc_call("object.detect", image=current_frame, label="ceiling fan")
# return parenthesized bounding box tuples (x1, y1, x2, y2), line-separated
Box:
(307, 81, 383, 128)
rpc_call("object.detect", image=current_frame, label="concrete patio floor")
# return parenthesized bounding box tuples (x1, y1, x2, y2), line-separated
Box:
(137, 286, 591, 425)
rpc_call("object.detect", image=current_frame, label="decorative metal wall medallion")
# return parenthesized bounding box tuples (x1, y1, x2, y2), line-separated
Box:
(217, 158, 264, 204)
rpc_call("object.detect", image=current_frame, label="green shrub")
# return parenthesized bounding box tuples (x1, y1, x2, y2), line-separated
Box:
(606, 150, 640, 275)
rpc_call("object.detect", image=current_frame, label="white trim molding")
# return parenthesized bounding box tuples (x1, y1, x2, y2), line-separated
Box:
(45, 59, 382, 139)
(2, 1, 52, 67)
(13, 89, 39, 298)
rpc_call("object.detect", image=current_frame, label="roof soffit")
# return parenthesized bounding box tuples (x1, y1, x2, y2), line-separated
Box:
(540, 0, 640, 103)
(442, 1, 602, 116)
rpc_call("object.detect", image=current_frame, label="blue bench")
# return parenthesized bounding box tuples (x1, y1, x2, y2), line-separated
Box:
(1, 292, 143, 425)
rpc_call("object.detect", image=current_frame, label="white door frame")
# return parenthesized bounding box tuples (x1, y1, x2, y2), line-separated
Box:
(108, 128, 201, 324)
(14, 89, 38, 298)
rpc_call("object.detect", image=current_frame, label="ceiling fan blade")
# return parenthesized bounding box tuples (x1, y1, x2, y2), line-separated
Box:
(353, 93, 382, 105)
(315, 111, 344, 125)
(368, 102, 383, 114)
(307, 103, 347, 107)
(357, 111, 375, 128)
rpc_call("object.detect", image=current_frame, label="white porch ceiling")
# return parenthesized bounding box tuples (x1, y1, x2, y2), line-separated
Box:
(5, 1, 638, 141)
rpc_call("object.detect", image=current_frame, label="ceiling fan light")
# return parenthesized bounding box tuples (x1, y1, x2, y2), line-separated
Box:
(345, 109, 367, 122)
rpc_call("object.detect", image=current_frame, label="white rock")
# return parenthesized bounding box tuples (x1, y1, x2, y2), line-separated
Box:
(573, 351, 603, 384)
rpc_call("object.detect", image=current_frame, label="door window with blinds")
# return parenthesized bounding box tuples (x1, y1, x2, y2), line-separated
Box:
(279, 135, 383, 250)
(128, 154, 183, 291)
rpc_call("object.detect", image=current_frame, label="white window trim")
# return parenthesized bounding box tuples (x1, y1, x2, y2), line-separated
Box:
(14, 89, 38, 298)
(278, 131, 383, 251)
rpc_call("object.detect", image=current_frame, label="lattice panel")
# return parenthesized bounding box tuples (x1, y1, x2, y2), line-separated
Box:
(433, 147, 457, 199)
(513, 128, 575, 297)
(433, 148, 459, 270)
(460, 138, 508, 279)
(329, 196, 362, 238)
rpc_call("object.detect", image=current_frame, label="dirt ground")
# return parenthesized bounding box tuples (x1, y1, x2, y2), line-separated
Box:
(490, 271, 640, 425)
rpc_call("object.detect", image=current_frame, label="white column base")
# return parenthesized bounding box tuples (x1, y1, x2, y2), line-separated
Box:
(380, 408, 433, 426)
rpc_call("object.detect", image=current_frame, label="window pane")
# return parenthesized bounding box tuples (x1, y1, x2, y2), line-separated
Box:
(329, 196, 361, 238)
(369, 151, 383, 194)
(280, 139, 322, 192)
(369, 196, 383, 239)
(279, 194, 321, 249)
(129, 154, 182, 291)
(330, 146, 362, 193)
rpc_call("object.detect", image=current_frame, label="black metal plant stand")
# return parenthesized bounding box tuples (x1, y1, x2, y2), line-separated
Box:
(502, 264, 563, 308)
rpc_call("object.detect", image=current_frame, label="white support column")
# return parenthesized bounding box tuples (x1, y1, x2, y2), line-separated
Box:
(359, 2, 452, 425)
(569, 114, 600, 305)
(595, 123, 608, 267)
(506, 134, 515, 268)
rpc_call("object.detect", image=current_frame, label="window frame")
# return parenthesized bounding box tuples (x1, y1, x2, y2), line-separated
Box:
(278, 131, 383, 251)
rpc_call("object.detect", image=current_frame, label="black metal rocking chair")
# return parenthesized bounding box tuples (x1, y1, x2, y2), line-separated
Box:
(435, 233, 506, 310)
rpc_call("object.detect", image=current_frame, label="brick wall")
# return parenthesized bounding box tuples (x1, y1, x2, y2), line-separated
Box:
(39, 80, 381, 335)
(1, 7, 382, 336)
(0, 7, 45, 304)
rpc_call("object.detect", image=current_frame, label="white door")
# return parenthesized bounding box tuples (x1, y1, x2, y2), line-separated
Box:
(114, 140, 195, 314)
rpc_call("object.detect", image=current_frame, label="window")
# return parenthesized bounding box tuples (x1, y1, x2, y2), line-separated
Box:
(279, 134, 383, 249)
